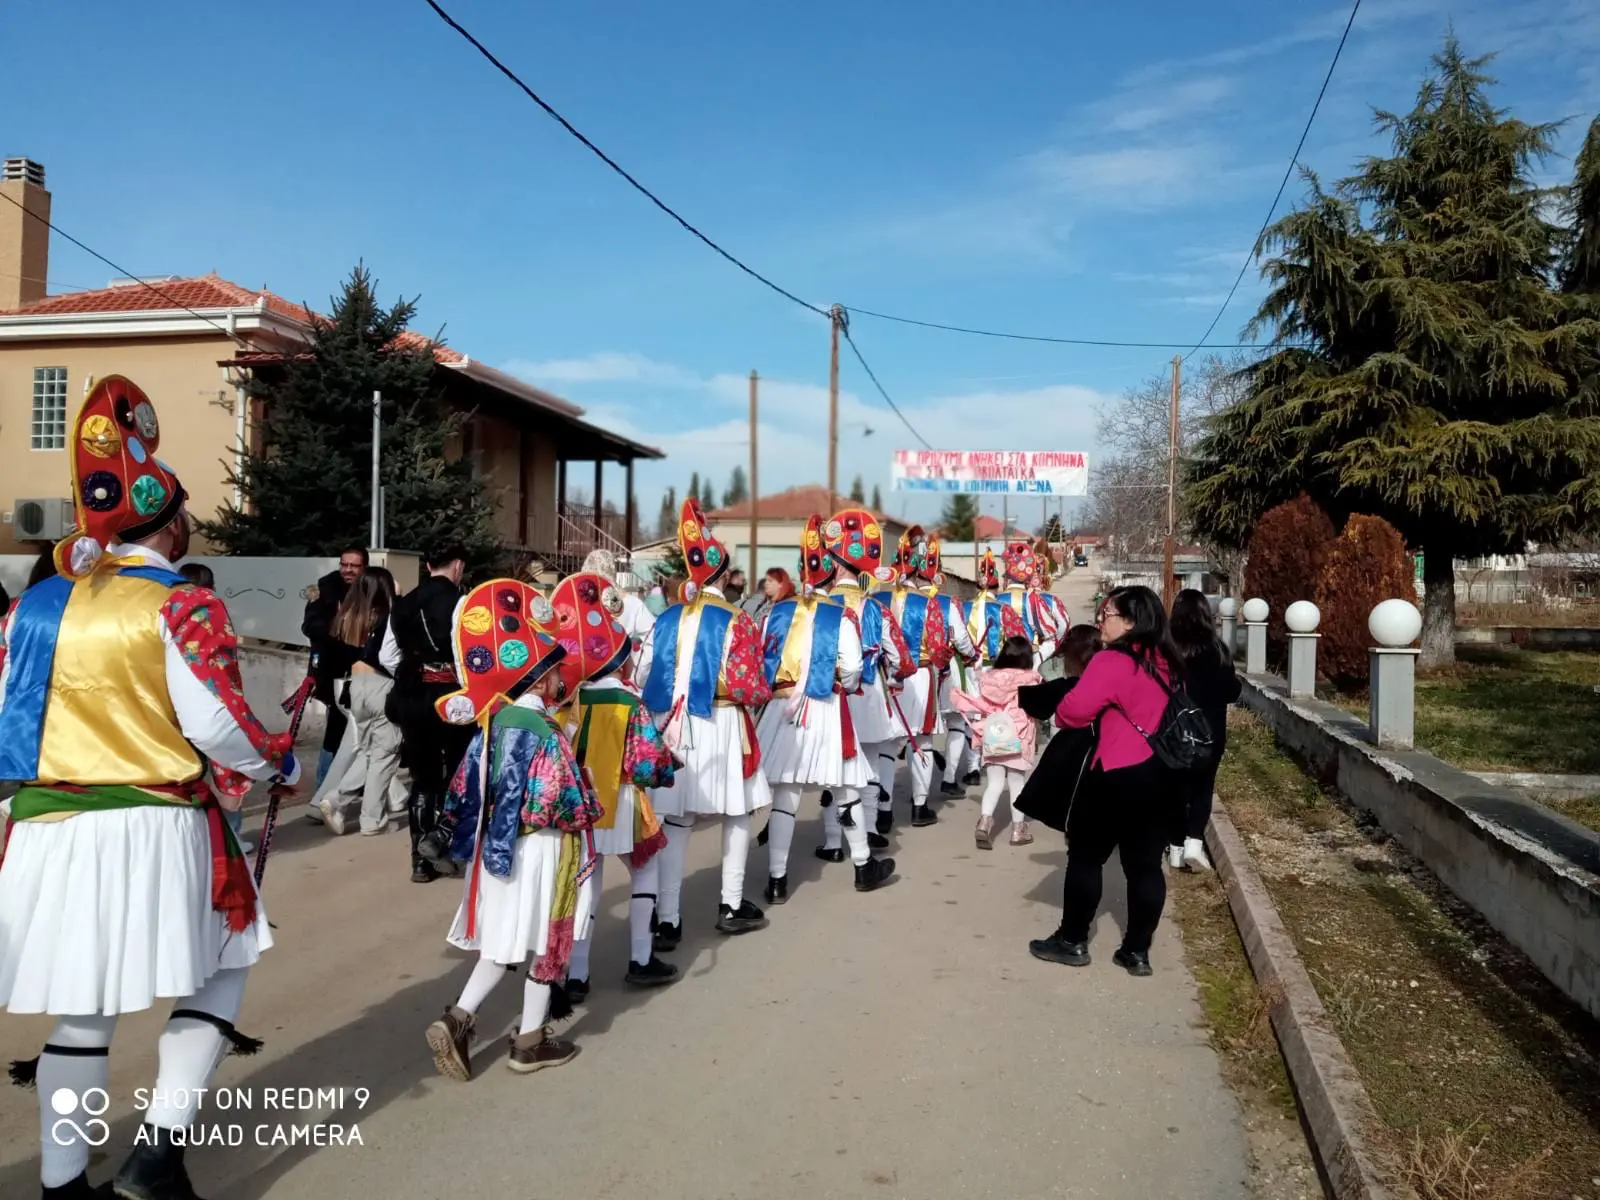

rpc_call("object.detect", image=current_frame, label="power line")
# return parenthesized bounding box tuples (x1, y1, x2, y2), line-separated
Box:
(839, 319, 933, 450)
(845, 305, 1264, 350)
(1180, 0, 1362, 361)
(0, 189, 251, 347)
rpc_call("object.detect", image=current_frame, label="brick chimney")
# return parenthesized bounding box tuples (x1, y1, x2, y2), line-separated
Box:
(0, 158, 50, 311)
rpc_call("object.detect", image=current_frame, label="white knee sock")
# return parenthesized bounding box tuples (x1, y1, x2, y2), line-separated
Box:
(980, 764, 1006, 818)
(629, 856, 659, 965)
(873, 743, 902, 807)
(37, 1015, 116, 1187)
(658, 816, 694, 925)
(837, 795, 872, 866)
(1009, 768, 1029, 823)
(568, 856, 605, 982)
(909, 738, 935, 804)
(456, 955, 509, 1015)
(721, 813, 751, 909)
(767, 784, 801, 878)
(520, 978, 551, 1035)
(943, 730, 967, 782)
(146, 966, 249, 1131)
(821, 792, 843, 849)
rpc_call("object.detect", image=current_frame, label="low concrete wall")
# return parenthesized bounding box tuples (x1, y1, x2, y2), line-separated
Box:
(1454, 626, 1600, 651)
(239, 641, 326, 749)
(1238, 672, 1600, 1023)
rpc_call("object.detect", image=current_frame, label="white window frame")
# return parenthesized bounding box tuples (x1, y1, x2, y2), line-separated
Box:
(30, 366, 68, 450)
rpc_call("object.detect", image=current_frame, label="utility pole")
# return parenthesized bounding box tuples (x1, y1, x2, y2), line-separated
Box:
(749, 370, 760, 580)
(827, 305, 842, 501)
(370, 390, 382, 549)
(1164, 357, 1180, 610)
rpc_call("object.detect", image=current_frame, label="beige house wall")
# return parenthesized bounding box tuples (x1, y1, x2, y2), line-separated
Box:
(0, 334, 244, 554)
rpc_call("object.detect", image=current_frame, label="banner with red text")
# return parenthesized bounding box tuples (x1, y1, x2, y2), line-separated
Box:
(890, 450, 1089, 495)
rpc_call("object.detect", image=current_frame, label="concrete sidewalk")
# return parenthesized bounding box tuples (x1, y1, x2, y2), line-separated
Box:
(0, 782, 1248, 1199)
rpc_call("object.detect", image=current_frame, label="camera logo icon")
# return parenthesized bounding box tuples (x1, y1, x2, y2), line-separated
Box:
(49, 1087, 111, 1147)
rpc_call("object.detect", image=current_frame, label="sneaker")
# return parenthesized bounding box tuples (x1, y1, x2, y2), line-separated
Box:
(360, 823, 388, 837)
(716, 900, 768, 935)
(565, 978, 590, 1005)
(814, 845, 846, 863)
(507, 1028, 579, 1074)
(303, 805, 326, 826)
(1182, 837, 1214, 872)
(975, 815, 994, 850)
(853, 857, 895, 892)
(425, 1006, 475, 1081)
(653, 921, 682, 953)
(321, 802, 346, 836)
(911, 804, 937, 827)
(625, 956, 680, 987)
(1010, 820, 1033, 847)
(1169, 844, 1185, 869)
(1029, 931, 1091, 967)
(1113, 947, 1154, 977)
(763, 875, 789, 905)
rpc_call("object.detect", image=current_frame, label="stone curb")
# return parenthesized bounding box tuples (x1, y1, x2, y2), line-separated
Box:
(1206, 800, 1418, 1200)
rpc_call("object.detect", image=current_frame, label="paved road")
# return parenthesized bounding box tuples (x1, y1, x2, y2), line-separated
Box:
(0, 772, 1247, 1199)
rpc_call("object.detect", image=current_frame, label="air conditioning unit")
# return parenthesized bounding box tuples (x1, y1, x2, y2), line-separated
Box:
(11, 498, 75, 541)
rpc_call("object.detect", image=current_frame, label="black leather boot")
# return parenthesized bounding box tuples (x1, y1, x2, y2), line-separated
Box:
(41, 1173, 99, 1199)
(409, 793, 439, 883)
(112, 1124, 203, 1200)
(854, 857, 896, 892)
(763, 875, 788, 905)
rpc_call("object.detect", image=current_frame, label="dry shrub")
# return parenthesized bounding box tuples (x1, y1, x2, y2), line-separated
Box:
(1243, 494, 1338, 663)
(1314, 514, 1413, 685)
(1403, 1125, 1552, 1200)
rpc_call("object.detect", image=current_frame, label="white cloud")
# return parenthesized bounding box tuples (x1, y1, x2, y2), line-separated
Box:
(1096, 75, 1236, 135)
(503, 352, 698, 388)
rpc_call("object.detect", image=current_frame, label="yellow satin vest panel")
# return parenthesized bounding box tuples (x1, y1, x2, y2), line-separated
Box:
(34, 573, 203, 787)
(574, 700, 629, 830)
(773, 602, 817, 690)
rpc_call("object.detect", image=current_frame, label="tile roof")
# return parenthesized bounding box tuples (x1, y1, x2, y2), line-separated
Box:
(710, 484, 900, 525)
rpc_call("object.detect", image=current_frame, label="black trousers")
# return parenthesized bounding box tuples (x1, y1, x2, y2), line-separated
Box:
(1060, 757, 1170, 955)
(1172, 738, 1225, 844)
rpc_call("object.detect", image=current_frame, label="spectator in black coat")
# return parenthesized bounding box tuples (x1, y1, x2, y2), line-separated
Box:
(1167, 589, 1242, 873)
(303, 546, 368, 788)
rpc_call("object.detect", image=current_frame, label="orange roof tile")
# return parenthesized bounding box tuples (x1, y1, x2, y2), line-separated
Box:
(711, 484, 900, 525)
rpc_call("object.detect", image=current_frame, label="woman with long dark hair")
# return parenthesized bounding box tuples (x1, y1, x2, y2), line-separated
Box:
(1166, 589, 1240, 871)
(1030, 586, 1182, 977)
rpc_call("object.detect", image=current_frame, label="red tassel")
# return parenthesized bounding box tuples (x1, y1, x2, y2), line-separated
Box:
(630, 826, 668, 869)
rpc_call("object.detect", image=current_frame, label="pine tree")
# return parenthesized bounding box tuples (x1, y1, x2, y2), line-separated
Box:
(1042, 513, 1066, 543)
(871, 484, 883, 511)
(701, 479, 715, 511)
(849, 475, 866, 503)
(723, 466, 749, 508)
(656, 486, 677, 539)
(1187, 40, 1600, 667)
(1561, 115, 1600, 293)
(686, 472, 701, 512)
(939, 494, 980, 541)
(200, 264, 499, 564)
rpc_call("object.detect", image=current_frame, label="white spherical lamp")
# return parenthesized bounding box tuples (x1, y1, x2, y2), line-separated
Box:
(1241, 597, 1270, 624)
(1368, 598, 1422, 648)
(1284, 600, 1320, 634)
(1217, 597, 1239, 618)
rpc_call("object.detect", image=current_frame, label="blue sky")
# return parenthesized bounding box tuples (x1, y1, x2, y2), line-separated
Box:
(5, 0, 1598, 529)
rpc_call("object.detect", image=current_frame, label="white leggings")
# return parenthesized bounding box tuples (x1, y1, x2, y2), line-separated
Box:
(980, 765, 1028, 821)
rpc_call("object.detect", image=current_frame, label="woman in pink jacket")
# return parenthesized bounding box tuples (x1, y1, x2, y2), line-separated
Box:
(1029, 586, 1181, 977)
(951, 636, 1042, 850)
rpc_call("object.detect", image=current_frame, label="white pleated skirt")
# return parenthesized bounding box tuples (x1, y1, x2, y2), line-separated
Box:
(0, 808, 272, 1017)
(590, 783, 639, 857)
(757, 692, 873, 788)
(447, 829, 594, 966)
(652, 706, 772, 818)
(846, 679, 905, 745)
(899, 667, 947, 738)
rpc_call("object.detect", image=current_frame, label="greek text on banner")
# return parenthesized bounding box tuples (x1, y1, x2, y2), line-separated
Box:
(890, 450, 1089, 496)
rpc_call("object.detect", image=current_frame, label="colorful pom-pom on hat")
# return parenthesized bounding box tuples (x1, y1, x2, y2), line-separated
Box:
(923, 534, 946, 587)
(55, 375, 188, 580)
(677, 496, 730, 598)
(977, 548, 1001, 591)
(1003, 540, 1036, 586)
(435, 578, 566, 726)
(822, 507, 893, 583)
(797, 514, 835, 594)
(890, 525, 930, 583)
(549, 570, 632, 697)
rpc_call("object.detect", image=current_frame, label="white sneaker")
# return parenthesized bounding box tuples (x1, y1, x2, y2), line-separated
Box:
(321, 802, 347, 836)
(1168, 844, 1185, 869)
(239, 839, 256, 856)
(1183, 837, 1213, 872)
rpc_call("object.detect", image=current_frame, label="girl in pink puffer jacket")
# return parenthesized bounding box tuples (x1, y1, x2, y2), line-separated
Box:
(952, 636, 1043, 849)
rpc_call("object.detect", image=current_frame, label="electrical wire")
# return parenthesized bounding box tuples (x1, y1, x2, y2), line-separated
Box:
(1179, 0, 1362, 361)
(844, 306, 1263, 350)
(0, 189, 252, 347)
(838, 316, 933, 450)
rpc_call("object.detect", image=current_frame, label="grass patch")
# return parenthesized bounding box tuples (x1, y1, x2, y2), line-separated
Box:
(1539, 793, 1600, 834)
(1216, 711, 1600, 1199)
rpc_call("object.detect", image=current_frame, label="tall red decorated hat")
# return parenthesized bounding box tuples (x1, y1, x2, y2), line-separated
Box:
(922, 534, 946, 587)
(797, 513, 835, 594)
(1003, 540, 1036, 585)
(890, 524, 930, 582)
(56, 375, 188, 579)
(677, 496, 730, 599)
(549, 571, 632, 696)
(436, 579, 566, 726)
(977, 549, 1000, 591)
(823, 507, 894, 583)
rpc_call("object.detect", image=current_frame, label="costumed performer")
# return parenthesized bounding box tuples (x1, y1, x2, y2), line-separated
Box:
(918, 535, 980, 796)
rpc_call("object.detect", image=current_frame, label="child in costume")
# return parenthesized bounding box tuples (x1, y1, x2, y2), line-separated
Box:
(953, 635, 1044, 849)
(551, 571, 680, 999)
(637, 498, 773, 946)
(917, 535, 980, 796)
(0, 376, 298, 1200)
(757, 515, 895, 902)
(424, 580, 602, 1081)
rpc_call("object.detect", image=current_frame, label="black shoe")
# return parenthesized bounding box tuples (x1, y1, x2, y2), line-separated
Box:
(819, 789, 834, 807)
(814, 845, 846, 863)
(625, 956, 680, 987)
(867, 832, 890, 850)
(875, 809, 892, 835)
(565, 977, 590, 1005)
(940, 780, 962, 796)
(411, 856, 439, 884)
(113, 1124, 202, 1200)
(854, 857, 896, 892)
(1113, 947, 1153, 977)
(911, 805, 937, 827)
(1029, 933, 1091, 967)
(763, 875, 789, 905)
(652, 921, 682, 953)
(716, 900, 768, 935)
(42, 1174, 99, 1200)
(962, 771, 980, 787)
(416, 827, 452, 865)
